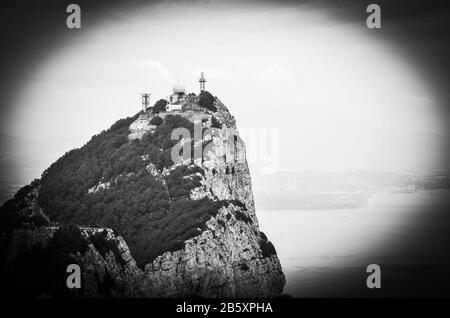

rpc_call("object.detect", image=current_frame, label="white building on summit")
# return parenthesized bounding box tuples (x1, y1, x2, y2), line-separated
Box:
(166, 82, 185, 111)
(139, 73, 207, 113)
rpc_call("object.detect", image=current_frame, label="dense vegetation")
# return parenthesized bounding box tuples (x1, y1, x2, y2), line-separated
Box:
(198, 91, 217, 112)
(49, 225, 90, 254)
(0, 179, 49, 233)
(258, 231, 277, 258)
(150, 116, 163, 125)
(152, 99, 168, 114)
(211, 116, 221, 128)
(23, 114, 226, 267)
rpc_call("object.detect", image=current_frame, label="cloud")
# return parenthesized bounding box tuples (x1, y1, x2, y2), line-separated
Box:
(133, 59, 173, 83)
(257, 64, 294, 81)
(183, 64, 234, 81)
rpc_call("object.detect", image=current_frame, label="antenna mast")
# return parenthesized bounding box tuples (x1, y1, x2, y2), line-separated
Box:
(199, 72, 206, 92)
(141, 93, 151, 112)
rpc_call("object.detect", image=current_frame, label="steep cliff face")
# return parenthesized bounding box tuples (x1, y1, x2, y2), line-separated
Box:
(0, 92, 285, 297)
(127, 98, 285, 297)
(139, 205, 284, 297)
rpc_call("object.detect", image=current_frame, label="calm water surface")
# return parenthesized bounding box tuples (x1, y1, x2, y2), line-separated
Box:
(257, 190, 450, 297)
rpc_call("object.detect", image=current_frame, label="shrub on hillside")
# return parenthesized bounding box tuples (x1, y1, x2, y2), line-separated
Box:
(222, 199, 247, 211)
(211, 116, 221, 128)
(235, 210, 251, 224)
(258, 231, 277, 258)
(166, 165, 204, 200)
(152, 99, 168, 114)
(150, 116, 163, 125)
(198, 91, 217, 112)
(47, 225, 90, 255)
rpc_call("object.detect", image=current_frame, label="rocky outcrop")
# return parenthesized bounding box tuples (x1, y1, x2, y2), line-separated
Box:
(1, 94, 285, 297)
(4, 212, 284, 298)
(139, 205, 284, 297)
(75, 228, 141, 297)
(127, 97, 285, 297)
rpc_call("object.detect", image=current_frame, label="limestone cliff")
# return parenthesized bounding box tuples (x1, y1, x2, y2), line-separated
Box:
(139, 205, 284, 297)
(128, 97, 285, 297)
(0, 92, 285, 297)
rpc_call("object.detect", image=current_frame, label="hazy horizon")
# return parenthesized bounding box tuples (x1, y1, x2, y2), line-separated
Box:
(1, 0, 449, 186)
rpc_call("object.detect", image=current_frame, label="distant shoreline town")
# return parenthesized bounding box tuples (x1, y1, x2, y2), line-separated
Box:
(253, 170, 450, 211)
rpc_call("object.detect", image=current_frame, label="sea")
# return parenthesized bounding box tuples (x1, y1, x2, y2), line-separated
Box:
(257, 190, 450, 297)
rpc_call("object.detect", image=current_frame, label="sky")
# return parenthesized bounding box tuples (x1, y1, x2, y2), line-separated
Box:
(0, 0, 449, 185)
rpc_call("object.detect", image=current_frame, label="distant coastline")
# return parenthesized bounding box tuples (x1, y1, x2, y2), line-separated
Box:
(253, 171, 450, 211)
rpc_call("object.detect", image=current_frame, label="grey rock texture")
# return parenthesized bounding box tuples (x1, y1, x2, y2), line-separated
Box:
(2, 95, 285, 297)
(139, 205, 285, 297)
(127, 97, 285, 297)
